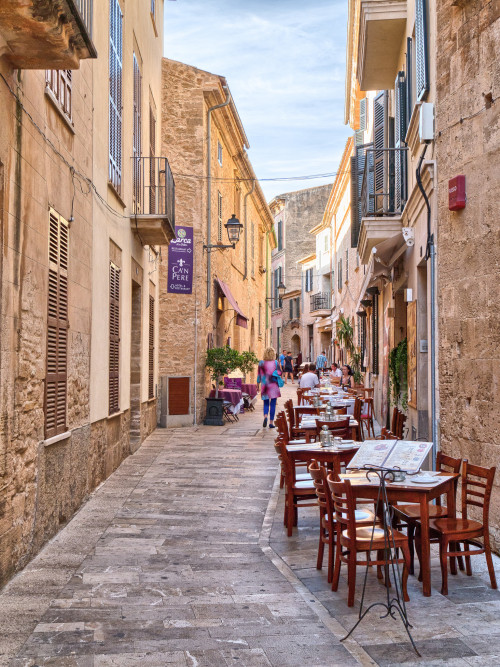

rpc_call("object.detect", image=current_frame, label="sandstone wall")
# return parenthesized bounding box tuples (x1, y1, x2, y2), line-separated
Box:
(435, 0, 500, 549)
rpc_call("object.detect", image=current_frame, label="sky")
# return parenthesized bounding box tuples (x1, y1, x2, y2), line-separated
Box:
(163, 0, 352, 202)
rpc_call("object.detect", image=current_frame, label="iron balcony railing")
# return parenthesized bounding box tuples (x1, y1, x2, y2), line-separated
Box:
(310, 292, 331, 312)
(132, 156, 176, 228)
(360, 147, 408, 218)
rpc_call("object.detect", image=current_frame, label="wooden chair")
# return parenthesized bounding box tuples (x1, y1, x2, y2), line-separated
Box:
(328, 475, 411, 607)
(331, 407, 347, 415)
(315, 417, 351, 441)
(359, 397, 375, 439)
(284, 399, 307, 439)
(416, 460, 497, 595)
(274, 412, 310, 487)
(297, 388, 305, 405)
(274, 431, 316, 537)
(352, 397, 363, 442)
(393, 451, 462, 574)
(396, 410, 407, 438)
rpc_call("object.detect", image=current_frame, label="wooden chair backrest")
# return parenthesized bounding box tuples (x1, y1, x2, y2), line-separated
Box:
(297, 388, 304, 405)
(332, 407, 347, 415)
(390, 407, 399, 434)
(362, 397, 374, 417)
(275, 411, 290, 443)
(295, 406, 319, 420)
(273, 436, 295, 483)
(284, 399, 295, 427)
(395, 410, 407, 438)
(316, 418, 350, 440)
(327, 475, 356, 535)
(353, 397, 363, 422)
(461, 459, 496, 527)
(308, 459, 327, 511)
(436, 451, 462, 474)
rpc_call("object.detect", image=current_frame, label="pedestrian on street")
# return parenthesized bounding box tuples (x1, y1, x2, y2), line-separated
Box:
(283, 351, 294, 384)
(316, 350, 327, 373)
(279, 349, 286, 371)
(257, 346, 282, 429)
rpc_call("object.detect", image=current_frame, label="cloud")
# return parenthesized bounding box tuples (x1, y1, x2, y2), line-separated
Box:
(164, 0, 351, 200)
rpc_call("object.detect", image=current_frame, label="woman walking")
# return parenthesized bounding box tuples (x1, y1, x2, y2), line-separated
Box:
(283, 351, 294, 384)
(257, 346, 282, 428)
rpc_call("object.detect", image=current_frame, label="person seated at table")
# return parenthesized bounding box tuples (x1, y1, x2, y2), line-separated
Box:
(330, 362, 342, 379)
(257, 346, 282, 429)
(299, 363, 319, 390)
(340, 364, 355, 390)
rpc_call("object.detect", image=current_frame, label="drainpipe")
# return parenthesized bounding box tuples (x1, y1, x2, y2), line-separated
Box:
(206, 85, 231, 307)
(193, 284, 199, 425)
(415, 143, 438, 469)
(266, 231, 270, 340)
(243, 180, 255, 279)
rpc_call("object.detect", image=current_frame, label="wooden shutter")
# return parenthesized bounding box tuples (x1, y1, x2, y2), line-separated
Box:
(133, 53, 142, 212)
(372, 293, 379, 375)
(395, 71, 408, 212)
(289, 299, 293, 319)
(350, 156, 360, 247)
(415, 0, 429, 101)
(217, 191, 222, 241)
(148, 295, 155, 399)
(405, 37, 413, 123)
(149, 105, 156, 214)
(60, 70, 72, 118)
(109, 263, 120, 415)
(373, 91, 389, 213)
(168, 377, 190, 415)
(45, 210, 68, 438)
(109, 0, 123, 193)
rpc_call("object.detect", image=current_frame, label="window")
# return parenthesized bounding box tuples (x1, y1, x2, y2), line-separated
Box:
(305, 267, 314, 293)
(289, 299, 294, 319)
(45, 210, 69, 438)
(151, 0, 155, 17)
(258, 303, 262, 337)
(148, 295, 155, 399)
(217, 191, 223, 241)
(251, 221, 255, 277)
(149, 104, 156, 213)
(415, 0, 429, 101)
(109, 262, 121, 414)
(345, 249, 349, 282)
(273, 266, 283, 309)
(46, 70, 72, 120)
(217, 140, 223, 165)
(109, 0, 123, 193)
(133, 53, 142, 210)
(338, 258, 343, 290)
(295, 297, 300, 318)
(395, 70, 408, 212)
(324, 234, 328, 252)
(277, 220, 283, 251)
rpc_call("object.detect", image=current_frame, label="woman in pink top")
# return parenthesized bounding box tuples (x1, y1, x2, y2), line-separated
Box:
(257, 347, 282, 429)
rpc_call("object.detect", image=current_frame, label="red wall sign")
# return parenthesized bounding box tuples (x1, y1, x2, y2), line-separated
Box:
(449, 175, 466, 210)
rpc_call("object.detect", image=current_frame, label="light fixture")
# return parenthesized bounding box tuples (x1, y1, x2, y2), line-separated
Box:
(204, 213, 243, 252)
(265, 280, 286, 302)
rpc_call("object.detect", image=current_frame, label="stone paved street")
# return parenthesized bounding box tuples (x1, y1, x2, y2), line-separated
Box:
(1, 384, 499, 666)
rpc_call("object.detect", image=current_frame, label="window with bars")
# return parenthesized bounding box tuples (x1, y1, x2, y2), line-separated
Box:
(133, 52, 142, 211)
(217, 140, 223, 166)
(44, 210, 69, 438)
(148, 295, 155, 399)
(109, 262, 120, 415)
(109, 0, 123, 194)
(217, 191, 223, 241)
(46, 70, 72, 120)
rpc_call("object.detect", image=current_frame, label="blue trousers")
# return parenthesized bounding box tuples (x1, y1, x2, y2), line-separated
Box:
(263, 397, 277, 421)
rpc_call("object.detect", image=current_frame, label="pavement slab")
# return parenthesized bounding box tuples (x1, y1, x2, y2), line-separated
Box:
(1, 383, 499, 666)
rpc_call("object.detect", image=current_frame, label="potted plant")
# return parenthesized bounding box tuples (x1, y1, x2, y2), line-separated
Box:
(204, 346, 242, 425)
(237, 350, 259, 381)
(389, 338, 408, 411)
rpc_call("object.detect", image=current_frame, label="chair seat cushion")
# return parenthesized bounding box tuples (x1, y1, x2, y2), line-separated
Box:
(395, 503, 448, 520)
(296, 472, 313, 481)
(343, 526, 407, 545)
(295, 480, 315, 489)
(429, 517, 484, 535)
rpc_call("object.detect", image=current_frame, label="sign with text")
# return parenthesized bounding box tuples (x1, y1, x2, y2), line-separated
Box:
(167, 226, 193, 294)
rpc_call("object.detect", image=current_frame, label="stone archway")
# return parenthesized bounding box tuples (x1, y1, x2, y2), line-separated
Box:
(291, 334, 301, 357)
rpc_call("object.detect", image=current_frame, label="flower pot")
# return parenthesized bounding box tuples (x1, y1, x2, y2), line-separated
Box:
(204, 396, 224, 426)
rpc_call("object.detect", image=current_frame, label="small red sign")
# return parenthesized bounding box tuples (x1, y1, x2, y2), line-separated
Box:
(449, 175, 466, 210)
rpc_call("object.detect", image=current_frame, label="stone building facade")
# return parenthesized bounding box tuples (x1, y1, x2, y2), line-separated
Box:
(346, 0, 438, 435)
(269, 185, 331, 363)
(158, 59, 274, 427)
(0, 0, 168, 587)
(435, 0, 500, 549)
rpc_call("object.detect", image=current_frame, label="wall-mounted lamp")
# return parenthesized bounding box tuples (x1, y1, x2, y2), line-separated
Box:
(204, 214, 243, 252)
(265, 281, 286, 301)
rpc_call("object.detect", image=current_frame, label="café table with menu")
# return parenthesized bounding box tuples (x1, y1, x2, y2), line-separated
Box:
(341, 440, 459, 597)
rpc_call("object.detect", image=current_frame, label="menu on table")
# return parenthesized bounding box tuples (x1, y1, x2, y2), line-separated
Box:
(346, 440, 433, 473)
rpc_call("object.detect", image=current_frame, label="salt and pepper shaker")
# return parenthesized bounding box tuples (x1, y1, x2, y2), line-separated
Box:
(320, 425, 331, 448)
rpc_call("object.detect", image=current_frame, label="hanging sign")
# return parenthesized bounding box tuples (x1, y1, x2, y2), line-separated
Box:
(167, 226, 193, 294)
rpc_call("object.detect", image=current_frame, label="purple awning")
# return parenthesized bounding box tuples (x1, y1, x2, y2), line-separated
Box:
(216, 278, 248, 328)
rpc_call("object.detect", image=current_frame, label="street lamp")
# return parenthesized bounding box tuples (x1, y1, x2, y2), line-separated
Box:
(265, 281, 286, 302)
(204, 214, 243, 252)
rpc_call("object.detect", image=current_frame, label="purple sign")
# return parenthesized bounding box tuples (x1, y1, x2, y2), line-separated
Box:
(167, 226, 193, 294)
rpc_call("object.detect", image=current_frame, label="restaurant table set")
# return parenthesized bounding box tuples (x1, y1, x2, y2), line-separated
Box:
(275, 427, 498, 654)
(294, 409, 360, 441)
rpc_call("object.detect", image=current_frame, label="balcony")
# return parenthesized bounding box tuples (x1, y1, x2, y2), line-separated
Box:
(0, 0, 97, 69)
(310, 292, 331, 315)
(358, 147, 407, 264)
(131, 157, 176, 245)
(357, 0, 406, 91)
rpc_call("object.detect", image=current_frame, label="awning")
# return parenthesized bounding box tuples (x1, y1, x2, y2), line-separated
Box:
(216, 278, 248, 328)
(315, 316, 333, 332)
(356, 233, 408, 310)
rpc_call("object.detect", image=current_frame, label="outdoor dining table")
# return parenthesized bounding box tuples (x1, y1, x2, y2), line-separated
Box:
(209, 388, 243, 414)
(241, 383, 258, 398)
(295, 412, 360, 441)
(340, 470, 459, 597)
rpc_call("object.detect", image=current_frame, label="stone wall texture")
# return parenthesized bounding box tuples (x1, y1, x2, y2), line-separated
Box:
(436, 0, 500, 549)
(159, 59, 273, 425)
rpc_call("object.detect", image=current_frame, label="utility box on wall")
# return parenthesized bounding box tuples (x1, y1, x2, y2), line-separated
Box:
(449, 175, 466, 210)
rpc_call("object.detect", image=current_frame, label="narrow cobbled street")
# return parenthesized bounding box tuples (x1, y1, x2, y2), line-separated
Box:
(1, 387, 499, 667)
